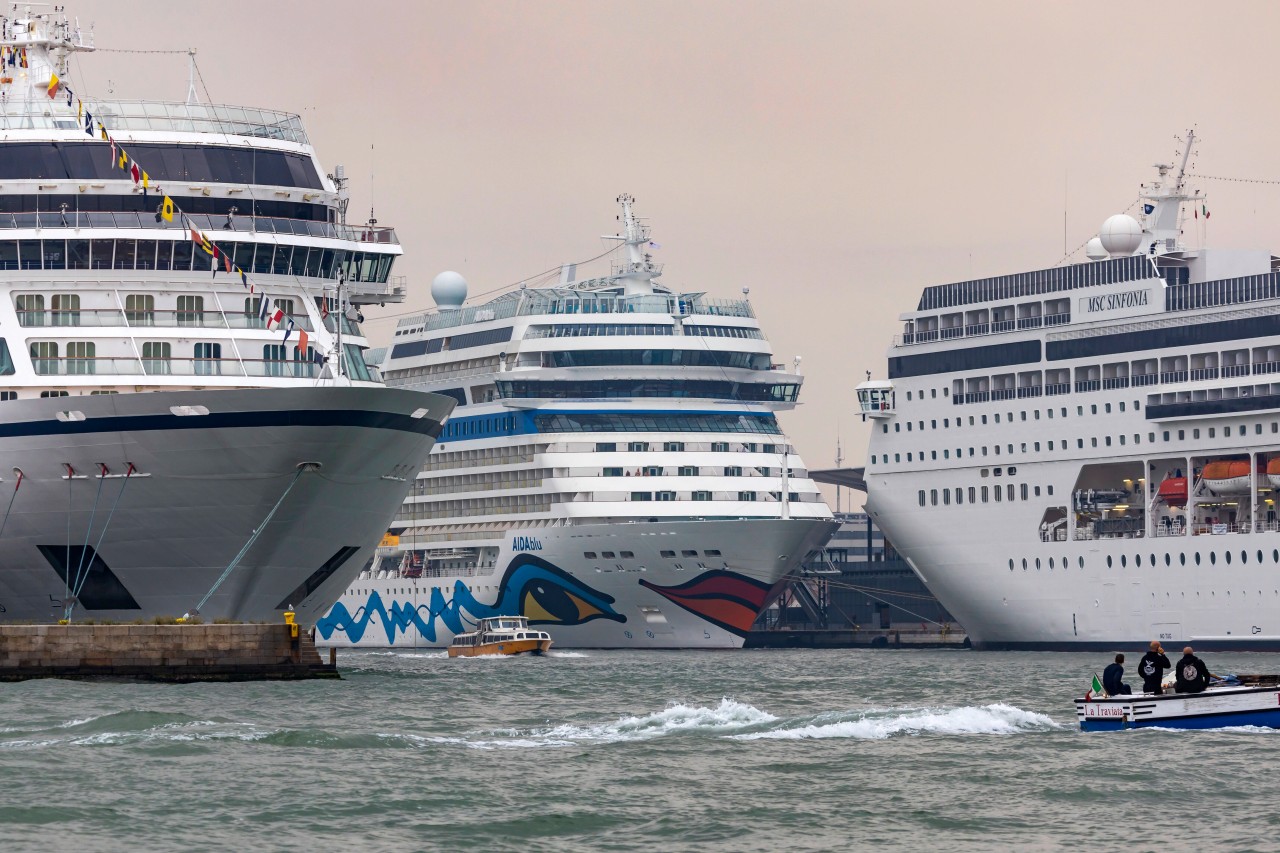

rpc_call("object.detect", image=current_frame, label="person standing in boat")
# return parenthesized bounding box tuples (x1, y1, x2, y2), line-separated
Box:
(1102, 653, 1131, 695)
(1138, 641, 1172, 694)
(1174, 646, 1212, 693)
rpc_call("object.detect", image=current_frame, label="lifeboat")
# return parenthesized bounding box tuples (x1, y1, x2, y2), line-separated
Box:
(1268, 458, 1280, 489)
(1157, 476, 1188, 507)
(1201, 460, 1256, 495)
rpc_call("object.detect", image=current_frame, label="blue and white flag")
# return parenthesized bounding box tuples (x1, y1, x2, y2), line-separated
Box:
(258, 296, 270, 323)
(282, 318, 294, 343)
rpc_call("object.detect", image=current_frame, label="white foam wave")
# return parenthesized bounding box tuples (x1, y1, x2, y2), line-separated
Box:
(547, 651, 589, 658)
(732, 703, 1060, 741)
(445, 699, 777, 749)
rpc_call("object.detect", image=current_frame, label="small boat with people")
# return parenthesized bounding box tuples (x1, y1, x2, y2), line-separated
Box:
(447, 616, 553, 658)
(1076, 673, 1280, 731)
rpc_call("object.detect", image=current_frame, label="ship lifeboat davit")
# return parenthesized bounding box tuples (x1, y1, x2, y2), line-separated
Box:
(1268, 458, 1280, 489)
(1202, 460, 1255, 495)
(1157, 476, 1188, 507)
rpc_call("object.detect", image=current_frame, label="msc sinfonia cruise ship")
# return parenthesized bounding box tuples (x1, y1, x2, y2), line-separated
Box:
(317, 196, 837, 649)
(0, 9, 453, 624)
(860, 131, 1280, 650)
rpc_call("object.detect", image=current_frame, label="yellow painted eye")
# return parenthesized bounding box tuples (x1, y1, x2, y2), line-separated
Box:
(522, 588, 604, 624)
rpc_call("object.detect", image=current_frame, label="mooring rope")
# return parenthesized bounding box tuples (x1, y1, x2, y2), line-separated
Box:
(0, 469, 23, 540)
(65, 465, 136, 623)
(190, 466, 307, 617)
(64, 466, 108, 621)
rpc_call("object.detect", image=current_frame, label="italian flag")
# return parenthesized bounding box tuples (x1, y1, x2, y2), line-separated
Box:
(1086, 674, 1106, 700)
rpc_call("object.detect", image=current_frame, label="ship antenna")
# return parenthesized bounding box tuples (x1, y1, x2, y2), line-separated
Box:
(185, 48, 198, 104)
(1174, 129, 1196, 192)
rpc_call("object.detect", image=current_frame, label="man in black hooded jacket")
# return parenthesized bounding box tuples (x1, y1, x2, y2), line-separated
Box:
(1174, 646, 1212, 693)
(1137, 641, 1172, 694)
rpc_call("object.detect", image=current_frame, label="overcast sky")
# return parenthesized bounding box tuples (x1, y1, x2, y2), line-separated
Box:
(69, 0, 1280, 509)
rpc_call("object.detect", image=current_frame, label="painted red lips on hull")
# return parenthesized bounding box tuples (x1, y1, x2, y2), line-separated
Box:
(639, 570, 774, 637)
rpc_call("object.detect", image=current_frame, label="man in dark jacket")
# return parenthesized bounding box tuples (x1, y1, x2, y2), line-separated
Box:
(1102, 653, 1131, 695)
(1174, 646, 1212, 693)
(1138, 641, 1172, 694)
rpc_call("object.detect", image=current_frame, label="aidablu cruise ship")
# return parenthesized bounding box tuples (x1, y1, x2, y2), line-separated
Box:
(317, 195, 837, 649)
(0, 9, 454, 624)
(859, 131, 1280, 650)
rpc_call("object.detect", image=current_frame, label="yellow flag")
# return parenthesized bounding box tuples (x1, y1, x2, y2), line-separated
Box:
(77, 98, 82, 121)
(100, 124, 107, 141)
(117, 148, 127, 169)
(142, 171, 149, 190)
(161, 196, 174, 223)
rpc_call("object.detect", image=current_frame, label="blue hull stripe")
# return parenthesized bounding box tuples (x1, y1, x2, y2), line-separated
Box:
(1082, 708, 1280, 731)
(0, 409, 443, 440)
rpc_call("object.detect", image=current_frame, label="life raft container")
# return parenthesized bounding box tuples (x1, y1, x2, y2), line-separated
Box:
(1202, 460, 1256, 495)
(1157, 476, 1188, 507)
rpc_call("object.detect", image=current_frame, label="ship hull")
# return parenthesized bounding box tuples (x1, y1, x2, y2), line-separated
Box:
(317, 517, 837, 649)
(0, 386, 450, 626)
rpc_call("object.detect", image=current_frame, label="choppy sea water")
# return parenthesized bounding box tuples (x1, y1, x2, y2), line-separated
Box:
(4, 649, 1280, 852)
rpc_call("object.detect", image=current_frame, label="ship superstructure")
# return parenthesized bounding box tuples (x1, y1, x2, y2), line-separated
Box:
(318, 196, 836, 648)
(0, 9, 454, 624)
(860, 131, 1280, 649)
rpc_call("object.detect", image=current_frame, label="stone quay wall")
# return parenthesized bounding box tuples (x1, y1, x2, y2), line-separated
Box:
(0, 623, 338, 681)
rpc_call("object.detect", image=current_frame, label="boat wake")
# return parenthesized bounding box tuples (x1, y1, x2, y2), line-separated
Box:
(732, 703, 1060, 741)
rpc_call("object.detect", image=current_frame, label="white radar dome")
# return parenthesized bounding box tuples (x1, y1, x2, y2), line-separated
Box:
(1099, 214, 1142, 256)
(431, 271, 468, 309)
(1085, 237, 1108, 261)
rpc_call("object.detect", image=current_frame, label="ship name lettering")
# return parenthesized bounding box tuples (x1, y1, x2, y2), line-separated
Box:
(512, 536, 543, 552)
(1084, 289, 1149, 313)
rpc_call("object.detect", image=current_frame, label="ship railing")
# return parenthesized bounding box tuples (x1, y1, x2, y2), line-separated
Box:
(1101, 377, 1130, 389)
(19, 309, 359, 335)
(1223, 364, 1252, 378)
(1189, 367, 1221, 382)
(0, 211, 398, 245)
(1044, 382, 1071, 396)
(418, 293, 755, 333)
(1016, 386, 1043, 398)
(990, 388, 1016, 401)
(16, 309, 127, 327)
(896, 311, 1072, 347)
(31, 356, 323, 379)
(0, 99, 310, 144)
(1074, 380, 1101, 393)
(1253, 361, 1280, 376)
(1131, 373, 1159, 387)
(1160, 370, 1189, 383)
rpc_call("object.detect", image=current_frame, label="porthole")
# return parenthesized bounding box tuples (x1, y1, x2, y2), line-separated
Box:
(1078, 556, 1085, 569)
(1164, 553, 1171, 567)
(1035, 558, 1041, 570)
(1210, 552, 1217, 565)
(1049, 557, 1055, 569)
(1224, 551, 1231, 565)
(1009, 559, 1015, 571)
(1106, 555, 1113, 568)
(1182, 553, 1188, 566)
(1149, 554, 1156, 567)
(1259, 550, 1265, 564)
(1273, 550, 1278, 563)
(1022, 558, 1028, 570)
(1241, 550, 1248, 564)
(1134, 554, 1141, 567)
(1194, 552, 1200, 565)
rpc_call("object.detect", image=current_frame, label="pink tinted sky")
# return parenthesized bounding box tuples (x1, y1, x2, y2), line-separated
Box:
(72, 0, 1280, 508)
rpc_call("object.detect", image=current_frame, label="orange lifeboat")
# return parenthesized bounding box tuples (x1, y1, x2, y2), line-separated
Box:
(1157, 476, 1188, 507)
(1202, 460, 1255, 495)
(1268, 458, 1280, 490)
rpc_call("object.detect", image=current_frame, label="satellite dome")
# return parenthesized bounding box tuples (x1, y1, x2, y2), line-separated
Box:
(1099, 214, 1142, 256)
(431, 271, 468, 309)
(1085, 237, 1108, 261)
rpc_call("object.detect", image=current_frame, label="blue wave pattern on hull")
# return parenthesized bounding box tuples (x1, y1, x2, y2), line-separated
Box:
(316, 555, 625, 644)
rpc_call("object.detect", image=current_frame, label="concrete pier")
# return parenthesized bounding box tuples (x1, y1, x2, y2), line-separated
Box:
(0, 623, 340, 682)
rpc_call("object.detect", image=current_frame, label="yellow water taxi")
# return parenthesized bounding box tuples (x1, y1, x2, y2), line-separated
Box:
(447, 616, 553, 658)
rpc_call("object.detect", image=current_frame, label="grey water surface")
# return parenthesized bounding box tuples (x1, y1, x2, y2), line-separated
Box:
(3, 648, 1280, 852)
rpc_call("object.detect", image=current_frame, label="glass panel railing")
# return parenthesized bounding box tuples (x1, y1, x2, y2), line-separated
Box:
(17, 309, 126, 327)
(31, 357, 143, 376)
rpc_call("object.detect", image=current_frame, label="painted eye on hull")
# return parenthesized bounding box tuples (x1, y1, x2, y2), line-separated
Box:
(498, 554, 625, 626)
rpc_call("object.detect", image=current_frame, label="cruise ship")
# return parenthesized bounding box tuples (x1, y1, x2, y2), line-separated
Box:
(859, 131, 1280, 650)
(0, 10, 454, 624)
(317, 195, 837, 648)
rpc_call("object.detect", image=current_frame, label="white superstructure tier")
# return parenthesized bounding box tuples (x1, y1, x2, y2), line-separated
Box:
(0, 9, 454, 624)
(863, 132, 1280, 650)
(318, 195, 836, 649)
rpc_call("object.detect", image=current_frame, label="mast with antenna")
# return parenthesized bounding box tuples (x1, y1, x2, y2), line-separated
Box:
(185, 48, 198, 104)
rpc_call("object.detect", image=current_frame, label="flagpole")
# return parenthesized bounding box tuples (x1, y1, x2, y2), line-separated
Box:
(335, 273, 344, 379)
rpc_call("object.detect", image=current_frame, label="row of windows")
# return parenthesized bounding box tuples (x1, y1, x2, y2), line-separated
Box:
(524, 324, 674, 339)
(603, 466, 781, 477)
(916, 255, 1152, 310)
(389, 327, 514, 359)
(533, 412, 782, 435)
(886, 401, 1142, 435)
(595, 440, 780, 453)
(0, 194, 329, 223)
(0, 142, 324, 188)
(630, 490, 797, 502)
(497, 379, 800, 403)
(582, 549, 722, 559)
(439, 414, 518, 442)
(0, 238, 393, 282)
(1008, 550, 1280, 572)
(919, 483, 1053, 506)
(683, 325, 766, 340)
(25, 340, 316, 373)
(542, 349, 772, 370)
